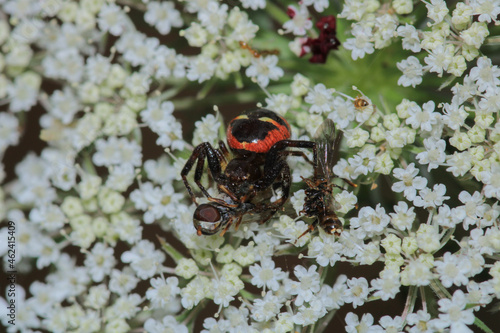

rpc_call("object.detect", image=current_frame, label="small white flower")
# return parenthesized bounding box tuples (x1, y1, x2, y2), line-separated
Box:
(391, 163, 427, 200)
(343, 24, 375, 60)
(29, 204, 66, 232)
(414, 184, 449, 208)
(378, 315, 404, 333)
(344, 277, 369, 308)
(397, 56, 423, 87)
(416, 138, 446, 171)
(97, 3, 129, 36)
(245, 55, 284, 87)
(317, 275, 347, 310)
(460, 22, 489, 49)
(249, 259, 287, 291)
(93, 137, 142, 168)
(144, 1, 183, 35)
(251, 291, 283, 322)
(130, 182, 186, 224)
(438, 290, 475, 331)
(416, 224, 441, 253)
(240, 0, 266, 10)
(85, 284, 110, 309)
(109, 268, 140, 296)
(472, 0, 500, 23)
(345, 128, 370, 149)
(406, 101, 439, 132)
(345, 312, 381, 333)
(371, 269, 401, 301)
(282, 5, 312, 36)
(482, 163, 500, 199)
(146, 276, 181, 309)
(285, 265, 321, 306)
(36, 236, 61, 269)
(144, 156, 179, 185)
(197, 2, 228, 35)
(432, 204, 462, 228)
(85, 54, 111, 84)
(265, 93, 293, 115)
(390, 201, 416, 231)
(186, 55, 217, 83)
(302, 0, 329, 12)
(308, 235, 343, 267)
(425, 0, 449, 25)
(7, 73, 40, 112)
(435, 252, 470, 287)
(84, 243, 116, 282)
(424, 44, 454, 77)
(27, 281, 64, 318)
(293, 298, 327, 326)
(121, 240, 166, 279)
(305, 83, 333, 113)
(350, 204, 390, 239)
(453, 191, 487, 229)
(469, 57, 500, 93)
(401, 259, 434, 286)
(144, 316, 188, 333)
(397, 24, 421, 52)
(212, 276, 240, 307)
(329, 96, 356, 129)
(180, 276, 211, 309)
(192, 113, 221, 145)
(339, 0, 380, 20)
(406, 310, 444, 333)
(105, 164, 135, 192)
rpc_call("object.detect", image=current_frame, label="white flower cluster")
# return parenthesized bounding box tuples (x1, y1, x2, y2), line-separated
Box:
(341, 0, 499, 84)
(0, 0, 499, 333)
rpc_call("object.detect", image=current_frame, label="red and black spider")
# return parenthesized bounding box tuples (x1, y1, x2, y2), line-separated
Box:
(298, 119, 356, 238)
(181, 108, 316, 235)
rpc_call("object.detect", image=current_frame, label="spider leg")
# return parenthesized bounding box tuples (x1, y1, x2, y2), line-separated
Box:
(193, 151, 211, 199)
(181, 144, 207, 204)
(218, 140, 230, 159)
(255, 140, 316, 190)
(181, 142, 228, 204)
(214, 140, 229, 169)
(279, 150, 314, 166)
(267, 162, 291, 209)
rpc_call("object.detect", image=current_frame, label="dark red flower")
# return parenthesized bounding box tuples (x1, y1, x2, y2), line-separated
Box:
(300, 15, 340, 64)
(316, 15, 336, 32)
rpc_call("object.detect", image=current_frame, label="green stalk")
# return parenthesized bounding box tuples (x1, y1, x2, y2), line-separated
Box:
(401, 285, 418, 322)
(473, 317, 494, 333)
(429, 279, 452, 299)
(157, 235, 184, 263)
(265, 2, 289, 25)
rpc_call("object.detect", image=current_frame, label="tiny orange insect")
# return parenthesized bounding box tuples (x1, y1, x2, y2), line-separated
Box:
(353, 96, 370, 109)
(239, 41, 279, 58)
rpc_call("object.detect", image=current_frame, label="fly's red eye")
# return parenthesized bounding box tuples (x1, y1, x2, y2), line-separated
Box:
(194, 204, 221, 222)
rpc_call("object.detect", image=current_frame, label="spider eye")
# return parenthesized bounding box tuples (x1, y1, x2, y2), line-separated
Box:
(193, 204, 223, 235)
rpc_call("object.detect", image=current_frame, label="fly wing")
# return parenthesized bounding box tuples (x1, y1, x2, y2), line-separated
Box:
(313, 119, 340, 179)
